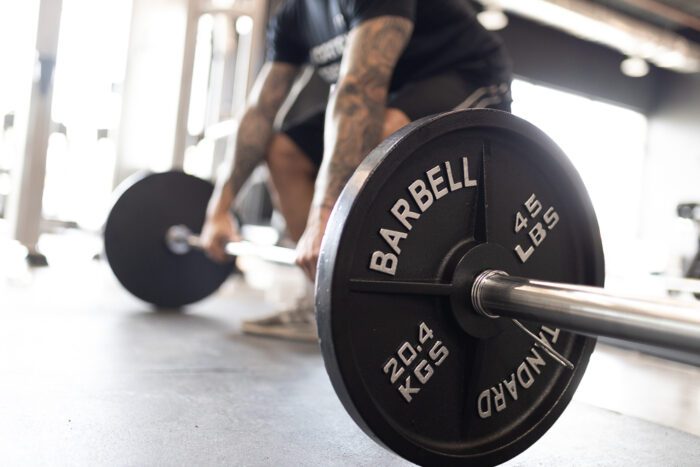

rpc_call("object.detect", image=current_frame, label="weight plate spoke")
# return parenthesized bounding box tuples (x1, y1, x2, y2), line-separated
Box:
(317, 109, 604, 465)
(472, 147, 489, 244)
(348, 279, 454, 296)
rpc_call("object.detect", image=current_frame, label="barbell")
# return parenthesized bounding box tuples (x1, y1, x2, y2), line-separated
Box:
(104, 109, 700, 465)
(164, 224, 297, 265)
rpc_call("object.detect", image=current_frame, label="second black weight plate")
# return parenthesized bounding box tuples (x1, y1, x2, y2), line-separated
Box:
(104, 171, 234, 308)
(317, 109, 605, 466)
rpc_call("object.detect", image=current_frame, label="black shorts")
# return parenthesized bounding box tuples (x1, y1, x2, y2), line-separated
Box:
(282, 71, 513, 167)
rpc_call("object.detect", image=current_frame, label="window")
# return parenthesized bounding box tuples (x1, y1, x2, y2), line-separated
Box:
(512, 79, 648, 277)
(42, 0, 133, 230)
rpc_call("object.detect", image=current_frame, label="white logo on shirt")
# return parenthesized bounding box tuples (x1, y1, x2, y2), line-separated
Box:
(309, 33, 348, 83)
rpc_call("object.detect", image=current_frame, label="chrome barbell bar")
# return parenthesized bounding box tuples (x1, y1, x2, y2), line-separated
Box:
(165, 224, 297, 265)
(472, 270, 700, 354)
(166, 223, 700, 355)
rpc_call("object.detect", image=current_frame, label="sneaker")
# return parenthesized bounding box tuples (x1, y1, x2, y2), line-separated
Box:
(241, 301, 318, 343)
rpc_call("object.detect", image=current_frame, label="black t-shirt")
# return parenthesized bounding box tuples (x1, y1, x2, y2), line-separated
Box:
(267, 0, 510, 91)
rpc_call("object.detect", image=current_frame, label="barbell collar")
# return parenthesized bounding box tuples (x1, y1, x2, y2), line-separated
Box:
(472, 270, 700, 354)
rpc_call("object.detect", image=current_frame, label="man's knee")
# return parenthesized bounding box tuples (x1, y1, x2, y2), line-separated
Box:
(266, 133, 311, 176)
(266, 134, 293, 171)
(382, 108, 411, 140)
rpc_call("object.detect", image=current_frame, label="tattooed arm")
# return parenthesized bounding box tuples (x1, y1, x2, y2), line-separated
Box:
(316, 16, 413, 210)
(296, 16, 414, 279)
(202, 62, 299, 261)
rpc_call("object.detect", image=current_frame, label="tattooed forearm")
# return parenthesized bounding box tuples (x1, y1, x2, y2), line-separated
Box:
(228, 111, 275, 196)
(313, 16, 413, 210)
(227, 62, 299, 197)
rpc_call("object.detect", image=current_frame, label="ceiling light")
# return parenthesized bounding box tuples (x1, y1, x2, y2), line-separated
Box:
(210, 0, 236, 8)
(235, 15, 253, 35)
(620, 57, 650, 78)
(477, 8, 509, 31)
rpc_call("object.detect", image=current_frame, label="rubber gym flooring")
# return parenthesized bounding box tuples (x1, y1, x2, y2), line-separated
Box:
(1, 237, 700, 465)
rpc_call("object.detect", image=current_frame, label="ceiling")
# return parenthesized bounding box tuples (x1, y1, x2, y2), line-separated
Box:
(472, 0, 700, 72)
(590, 0, 700, 44)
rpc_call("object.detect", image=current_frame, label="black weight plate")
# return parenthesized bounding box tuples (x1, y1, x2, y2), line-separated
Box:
(317, 109, 605, 466)
(104, 171, 234, 308)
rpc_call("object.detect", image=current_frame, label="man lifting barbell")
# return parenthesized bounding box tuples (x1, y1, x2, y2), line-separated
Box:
(101, 3, 700, 460)
(199, 0, 513, 341)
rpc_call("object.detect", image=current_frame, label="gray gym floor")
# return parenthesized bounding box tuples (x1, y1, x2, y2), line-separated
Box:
(2, 235, 700, 465)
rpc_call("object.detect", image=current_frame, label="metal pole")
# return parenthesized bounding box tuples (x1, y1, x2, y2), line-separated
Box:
(6, 0, 63, 264)
(171, 0, 200, 170)
(472, 270, 700, 354)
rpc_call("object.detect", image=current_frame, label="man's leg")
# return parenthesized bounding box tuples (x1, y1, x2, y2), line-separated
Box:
(242, 133, 318, 342)
(243, 110, 411, 343)
(265, 133, 316, 243)
(265, 109, 410, 244)
(383, 108, 411, 139)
